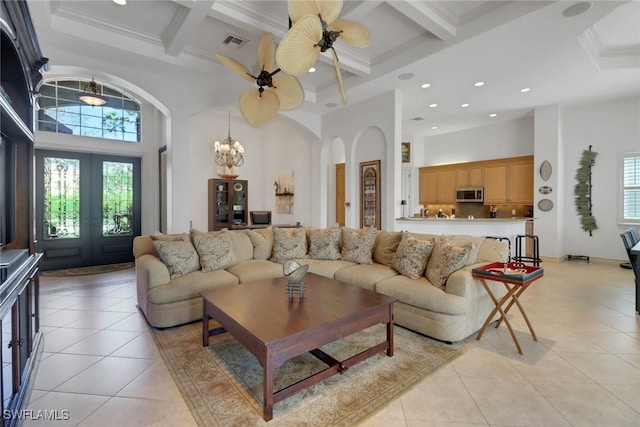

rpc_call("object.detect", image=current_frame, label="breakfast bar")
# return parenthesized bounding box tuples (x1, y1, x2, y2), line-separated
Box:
(396, 217, 531, 243)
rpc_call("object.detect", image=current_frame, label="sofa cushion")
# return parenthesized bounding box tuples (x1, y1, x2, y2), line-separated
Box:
(334, 263, 398, 291)
(375, 275, 466, 315)
(228, 230, 254, 262)
(391, 232, 435, 279)
(373, 230, 403, 266)
(191, 229, 237, 272)
(148, 269, 239, 304)
(272, 227, 308, 262)
(448, 235, 485, 265)
(152, 238, 201, 279)
(246, 228, 273, 260)
(341, 227, 377, 264)
(226, 259, 284, 283)
(308, 226, 342, 260)
(295, 259, 355, 279)
(425, 237, 471, 288)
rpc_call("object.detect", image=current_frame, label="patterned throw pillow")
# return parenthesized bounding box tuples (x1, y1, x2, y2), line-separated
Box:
(271, 227, 308, 262)
(308, 226, 342, 260)
(152, 239, 201, 279)
(425, 237, 471, 288)
(341, 227, 377, 264)
(191, 229, 237, 272)
(391, 232, 435, 279)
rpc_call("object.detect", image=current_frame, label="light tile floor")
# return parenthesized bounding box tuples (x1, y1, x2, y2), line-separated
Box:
(20, 261, 640, 426)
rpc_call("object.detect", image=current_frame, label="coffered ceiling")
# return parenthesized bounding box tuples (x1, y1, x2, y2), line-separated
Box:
(28, 0, 640, 136)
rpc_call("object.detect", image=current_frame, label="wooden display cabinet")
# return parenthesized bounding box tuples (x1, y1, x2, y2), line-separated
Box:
(208, 179, 248, 230)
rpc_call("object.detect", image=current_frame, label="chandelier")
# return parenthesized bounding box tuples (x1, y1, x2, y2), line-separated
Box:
(78, 78, 107, 106)
(214, 111, 245, 179)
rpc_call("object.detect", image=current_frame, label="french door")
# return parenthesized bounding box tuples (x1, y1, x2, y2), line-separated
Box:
(35, 149, 141, 270)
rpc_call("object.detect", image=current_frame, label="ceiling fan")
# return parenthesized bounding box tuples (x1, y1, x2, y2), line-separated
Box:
(276, 0, 370, 104)
(216, 33, 304, 127)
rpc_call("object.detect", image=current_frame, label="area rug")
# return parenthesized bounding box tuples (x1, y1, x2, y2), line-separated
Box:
(40, 262, 134, 277)
(153, 321, 466, 427)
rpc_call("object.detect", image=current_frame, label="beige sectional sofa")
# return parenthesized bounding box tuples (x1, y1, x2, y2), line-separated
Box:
(133, 226, 509, 342)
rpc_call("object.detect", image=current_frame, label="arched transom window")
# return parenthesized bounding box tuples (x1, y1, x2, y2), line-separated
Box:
(38, 79, 141, 142)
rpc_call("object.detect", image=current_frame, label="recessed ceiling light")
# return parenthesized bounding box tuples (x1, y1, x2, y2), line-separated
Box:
(308, 67, 316, 73)
(461, 103, 470, 108)
(429, 103, 438, 108)
(326, 102, 337, 108)
(520, 87, 531, 93)
(562, 2, 592, 17)
(398, 73, 414, 80)
(474, 81, 485, 87)
(489, 113, 497, 117)
(112, 0, 127, 5)
(421, 83, 431, 89)
(431, 126, 438, 130)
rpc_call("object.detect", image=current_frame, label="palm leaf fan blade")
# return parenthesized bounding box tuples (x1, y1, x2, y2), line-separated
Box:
(276, 15, 323, 75)
(272, 75, 304, 110)
(240, 90, 280, 127)
(257, 33, 275, 72)
(289, 0, 342, 25)
(215, 53, 254, 82)
(331, 19, 370, 47)
(332, 48, 347, 104)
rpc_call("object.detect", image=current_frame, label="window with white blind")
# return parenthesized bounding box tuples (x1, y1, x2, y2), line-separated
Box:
(622, 152, 640, 224)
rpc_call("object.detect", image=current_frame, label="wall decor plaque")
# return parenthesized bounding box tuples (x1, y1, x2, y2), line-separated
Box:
(539, 186, 552, 195)
(538, 199, 553, 212)
(360, 160, 381, 229)
(539, 160, 552, 181)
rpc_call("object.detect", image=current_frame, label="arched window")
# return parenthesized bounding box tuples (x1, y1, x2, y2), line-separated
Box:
(37, 79, 141, 142)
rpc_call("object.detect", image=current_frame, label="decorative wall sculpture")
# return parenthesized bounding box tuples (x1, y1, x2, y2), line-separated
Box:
(274, 171, 294, 214)
(574, 146, 598, 235)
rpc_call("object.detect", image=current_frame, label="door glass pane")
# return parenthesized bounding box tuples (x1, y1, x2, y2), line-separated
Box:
(103, 161, 134, 236)
(43, 157, 80, 239)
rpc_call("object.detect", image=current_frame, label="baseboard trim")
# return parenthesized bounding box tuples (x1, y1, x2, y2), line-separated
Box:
(540, 255, 627, 265)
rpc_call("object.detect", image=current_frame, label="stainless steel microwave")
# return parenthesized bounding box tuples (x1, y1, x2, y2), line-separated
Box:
(456, 187, 484, 202)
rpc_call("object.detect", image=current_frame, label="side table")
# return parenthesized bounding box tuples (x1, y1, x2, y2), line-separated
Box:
(472, 262, 544, 354)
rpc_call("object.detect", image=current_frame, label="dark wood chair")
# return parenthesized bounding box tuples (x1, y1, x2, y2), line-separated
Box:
(620, 228, 639, 280)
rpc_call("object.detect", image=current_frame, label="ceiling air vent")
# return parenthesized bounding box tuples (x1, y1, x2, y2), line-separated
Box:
(410, 116, 424, 121)
(223, 33, 249, 48)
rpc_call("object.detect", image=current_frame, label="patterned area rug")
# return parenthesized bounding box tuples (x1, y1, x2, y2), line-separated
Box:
(40, 262, 134, 277)
(153, 321, 466, 426)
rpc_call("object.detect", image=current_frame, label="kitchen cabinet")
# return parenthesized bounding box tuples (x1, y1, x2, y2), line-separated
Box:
(484, 164, 508, 204)
(456, 167, 483, 187)
(419, 169, 455, 204)
(509, 161, 534, 204)
(208, 179, 248, 230)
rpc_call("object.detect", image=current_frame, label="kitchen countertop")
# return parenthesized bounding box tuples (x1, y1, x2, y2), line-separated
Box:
(396, 217, 534, 222)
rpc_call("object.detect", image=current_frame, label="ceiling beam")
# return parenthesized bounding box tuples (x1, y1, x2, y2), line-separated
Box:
(385, 0, 457, 40)
(162, 0, 215, 57)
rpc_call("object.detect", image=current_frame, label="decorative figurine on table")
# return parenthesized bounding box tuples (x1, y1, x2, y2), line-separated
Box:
(283, 260, 309, 300)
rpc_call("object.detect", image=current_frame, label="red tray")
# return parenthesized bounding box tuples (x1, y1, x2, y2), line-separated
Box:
(472, 261, 543, 284)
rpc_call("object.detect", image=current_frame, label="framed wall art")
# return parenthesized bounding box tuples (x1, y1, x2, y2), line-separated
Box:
(360, 160, 381, 229)
(401, 142, 411, 163)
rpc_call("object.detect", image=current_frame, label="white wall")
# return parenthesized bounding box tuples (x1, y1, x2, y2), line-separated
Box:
(560, 96, 640, 262)
(188, 109, 317, 231)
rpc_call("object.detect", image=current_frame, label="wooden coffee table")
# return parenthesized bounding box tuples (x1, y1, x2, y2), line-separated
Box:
(201, 272, 397, 421)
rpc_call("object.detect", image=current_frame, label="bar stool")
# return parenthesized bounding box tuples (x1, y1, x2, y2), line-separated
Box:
(513, 235, 542, 266)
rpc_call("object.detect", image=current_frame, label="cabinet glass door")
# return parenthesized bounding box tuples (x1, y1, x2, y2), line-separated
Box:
(214, 181, 230, 228)
(1, 310, 13, 411)
(231, 181, 246, 225)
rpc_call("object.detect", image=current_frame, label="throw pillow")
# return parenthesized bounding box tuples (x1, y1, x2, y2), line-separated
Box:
(425, 237, 471, 288)
(245, 228, 273, 260)
(308, 226, 342, 260)
(227, 230, 254, 262)
(341, 227, 377, 264)
(191, 229, 237, 272)
(391, 232, 435, 279)
(271, 227, 308, 262)
(373, 230, 403, 266)
(152, 239, 201, 279)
